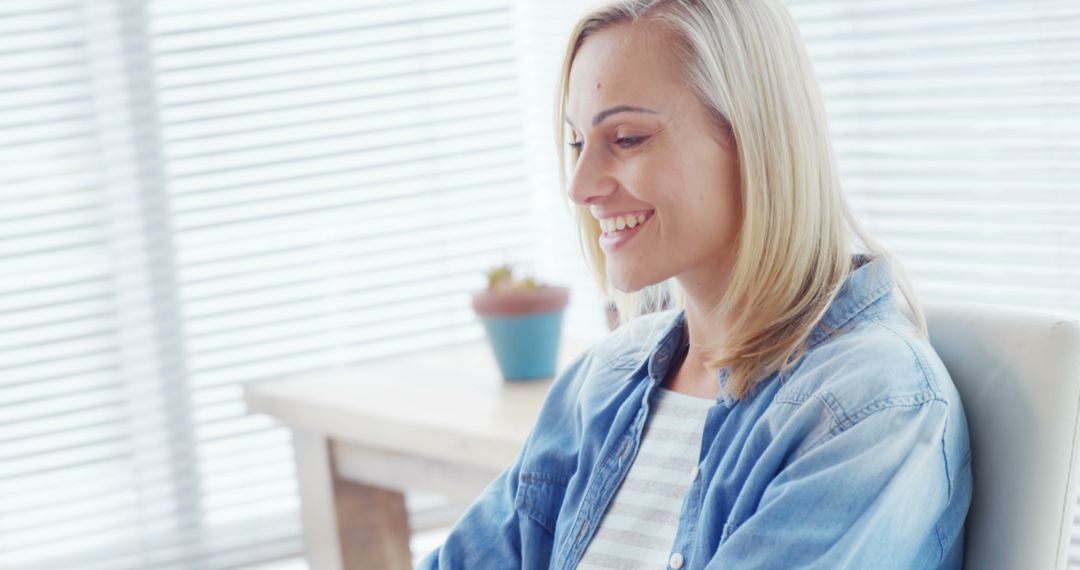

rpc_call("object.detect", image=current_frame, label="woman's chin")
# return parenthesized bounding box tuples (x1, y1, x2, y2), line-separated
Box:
(608, 267, 661, 294)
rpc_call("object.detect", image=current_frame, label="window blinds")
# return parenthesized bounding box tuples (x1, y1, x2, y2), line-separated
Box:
(785, 0, 1079, 314)
(1, 0, 531, 567)
(781, 0, 1080, 563)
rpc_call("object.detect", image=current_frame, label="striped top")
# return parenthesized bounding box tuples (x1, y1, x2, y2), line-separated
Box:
(576, 385, 714, 570)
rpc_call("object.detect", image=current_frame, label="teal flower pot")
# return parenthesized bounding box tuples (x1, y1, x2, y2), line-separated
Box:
(472, 286, 570, 381)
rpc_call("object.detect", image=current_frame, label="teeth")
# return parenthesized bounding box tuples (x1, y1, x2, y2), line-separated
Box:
(600, 212, 650, 235)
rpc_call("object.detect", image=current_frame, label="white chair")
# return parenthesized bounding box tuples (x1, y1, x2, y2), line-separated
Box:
(925, 302, 1080, 569)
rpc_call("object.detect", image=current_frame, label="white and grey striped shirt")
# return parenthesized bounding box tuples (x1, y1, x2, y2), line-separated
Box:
(576, 385, 714, 570)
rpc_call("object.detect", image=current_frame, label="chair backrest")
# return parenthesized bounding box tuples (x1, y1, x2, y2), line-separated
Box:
(924, 302, 1080, 570)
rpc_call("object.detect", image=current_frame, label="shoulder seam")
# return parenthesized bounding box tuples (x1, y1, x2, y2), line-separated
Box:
(803, 395, 948, 456)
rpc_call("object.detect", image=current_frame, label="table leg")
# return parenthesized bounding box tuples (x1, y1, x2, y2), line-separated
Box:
(292, 429, 412, 570)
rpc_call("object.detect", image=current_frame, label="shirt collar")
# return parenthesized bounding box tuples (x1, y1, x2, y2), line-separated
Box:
(646, 253, 896, 406)
(806, 253, 896, 349)
(647, 305, 738, 407)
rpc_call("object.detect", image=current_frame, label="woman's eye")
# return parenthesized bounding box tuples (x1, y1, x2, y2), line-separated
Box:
(567, 136, 645, 153)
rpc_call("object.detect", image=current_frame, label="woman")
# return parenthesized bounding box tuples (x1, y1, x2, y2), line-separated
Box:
(420, 0, 972, 568)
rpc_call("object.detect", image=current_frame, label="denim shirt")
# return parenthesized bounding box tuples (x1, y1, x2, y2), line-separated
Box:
(418, 255, 973, 569)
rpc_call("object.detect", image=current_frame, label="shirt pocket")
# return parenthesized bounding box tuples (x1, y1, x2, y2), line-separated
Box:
(514, 471, 570, 535)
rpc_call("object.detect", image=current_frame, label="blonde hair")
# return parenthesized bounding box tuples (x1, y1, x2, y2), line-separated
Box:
(554, 0, 928, 401)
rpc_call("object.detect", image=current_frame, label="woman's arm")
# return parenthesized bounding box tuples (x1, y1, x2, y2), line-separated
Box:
(415, 349, 593, 569)
(414, 447, 528, 569)
(706, 398, 973, 569)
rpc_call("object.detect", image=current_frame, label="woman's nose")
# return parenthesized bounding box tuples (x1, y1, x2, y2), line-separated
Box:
(567, 155, 616, 206)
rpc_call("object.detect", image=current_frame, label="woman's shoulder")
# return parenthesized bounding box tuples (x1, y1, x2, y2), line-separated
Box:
(775, 309, 962, 420)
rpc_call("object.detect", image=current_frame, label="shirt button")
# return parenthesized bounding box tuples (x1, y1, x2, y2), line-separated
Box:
(669, 552, 684, 569)
(689, 465, 699, 483)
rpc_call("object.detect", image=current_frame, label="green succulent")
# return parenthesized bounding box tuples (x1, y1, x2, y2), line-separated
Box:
(517, 276, 541, 289)
(486, 264, 514, 290)
(486, 264, 545, 291)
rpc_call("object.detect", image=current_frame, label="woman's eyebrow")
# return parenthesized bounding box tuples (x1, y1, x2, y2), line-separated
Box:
(564, 105, 659, 129)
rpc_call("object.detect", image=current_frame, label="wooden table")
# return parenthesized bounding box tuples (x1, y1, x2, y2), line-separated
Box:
(243, 336, 594, 570)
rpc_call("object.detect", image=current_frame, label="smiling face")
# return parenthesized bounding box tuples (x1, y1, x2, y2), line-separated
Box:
(565, 18, 742, 296)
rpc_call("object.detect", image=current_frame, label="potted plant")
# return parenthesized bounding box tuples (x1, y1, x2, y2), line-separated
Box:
(471, 264, 570, 381)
